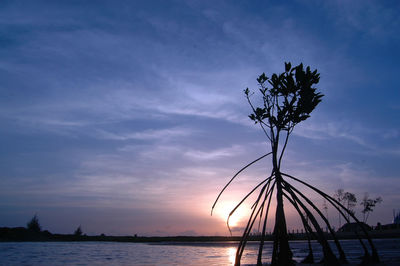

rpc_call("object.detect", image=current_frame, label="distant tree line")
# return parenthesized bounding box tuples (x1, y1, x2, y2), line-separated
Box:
(26, 214, 85, 236)
(332, 189, 382, 228)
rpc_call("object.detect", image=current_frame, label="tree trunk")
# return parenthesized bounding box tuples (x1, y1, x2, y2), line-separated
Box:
(271, 174, 293, 265)
(271, 139, 293, 266)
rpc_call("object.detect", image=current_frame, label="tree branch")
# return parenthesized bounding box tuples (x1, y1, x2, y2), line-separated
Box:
(211, 152, 272, 215)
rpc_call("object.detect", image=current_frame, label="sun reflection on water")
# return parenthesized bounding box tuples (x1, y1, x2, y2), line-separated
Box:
(228, 247, 236, 265)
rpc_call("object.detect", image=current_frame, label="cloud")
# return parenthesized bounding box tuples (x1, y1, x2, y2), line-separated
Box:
(294, 119, 370, 147)
(293, 117, 400, 159)
(178, 230, 198, 236)
(382, 129, 399, 140)
(96, 127, 194, 141)
(325, 0, 400, 40)
(229, 226, 245, 233)
(184, 145, 244, 161)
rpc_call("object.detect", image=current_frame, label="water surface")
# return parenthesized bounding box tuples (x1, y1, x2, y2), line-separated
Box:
(1, 239, 399, 265)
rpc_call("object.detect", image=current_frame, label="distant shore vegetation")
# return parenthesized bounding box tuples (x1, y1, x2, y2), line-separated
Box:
(0, 204, 397, 243)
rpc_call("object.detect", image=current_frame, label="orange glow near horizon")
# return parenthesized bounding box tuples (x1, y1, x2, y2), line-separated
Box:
(214, 201, 249, 228)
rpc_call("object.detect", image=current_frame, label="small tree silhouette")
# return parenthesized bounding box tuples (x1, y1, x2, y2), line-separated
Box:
(322, 199, 329, 232)
(343, 192, 357, 220)
(74, 225, 83, 236)
(361, 193, 382, 223)
(334, 189, 345, 228)
(27, 214, 41, 233)
(212, 62, 379, 265)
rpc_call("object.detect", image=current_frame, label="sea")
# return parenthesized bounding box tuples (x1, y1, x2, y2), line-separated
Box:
(1, 239, 400, 265)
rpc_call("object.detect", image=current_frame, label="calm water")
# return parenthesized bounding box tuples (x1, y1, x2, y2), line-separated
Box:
(1, 239, 400, 265)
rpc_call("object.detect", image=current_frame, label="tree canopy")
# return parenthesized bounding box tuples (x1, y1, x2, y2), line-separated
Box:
(246, 62, 323, 132)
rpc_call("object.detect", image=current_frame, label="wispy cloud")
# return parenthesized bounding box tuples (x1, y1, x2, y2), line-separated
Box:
(294, 117, 400, 157)
(294, 119, 369, 146)
(96, 127, 194, 141)
(184, 145, 244, 161)
(324, 0, 400, 40)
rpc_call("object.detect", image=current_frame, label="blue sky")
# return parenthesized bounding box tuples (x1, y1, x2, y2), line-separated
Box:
(0, 0, 399, 236)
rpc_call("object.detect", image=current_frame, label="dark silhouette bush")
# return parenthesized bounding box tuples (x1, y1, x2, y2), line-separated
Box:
(74, 226, 83, 236)
(27, 214, 41, 233)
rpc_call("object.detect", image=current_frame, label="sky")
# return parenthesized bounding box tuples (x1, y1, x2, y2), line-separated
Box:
(0, 0, 399, 236)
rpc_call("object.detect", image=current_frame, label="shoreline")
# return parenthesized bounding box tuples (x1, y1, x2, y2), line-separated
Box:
(2, 226, 400, 243)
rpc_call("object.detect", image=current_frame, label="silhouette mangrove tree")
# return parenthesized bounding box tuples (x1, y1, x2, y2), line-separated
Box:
(212, 62, 379, 265)
(361, 193, 382, 223)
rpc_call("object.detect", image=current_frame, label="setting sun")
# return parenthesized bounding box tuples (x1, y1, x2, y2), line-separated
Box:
(214, 201, 248, 228)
